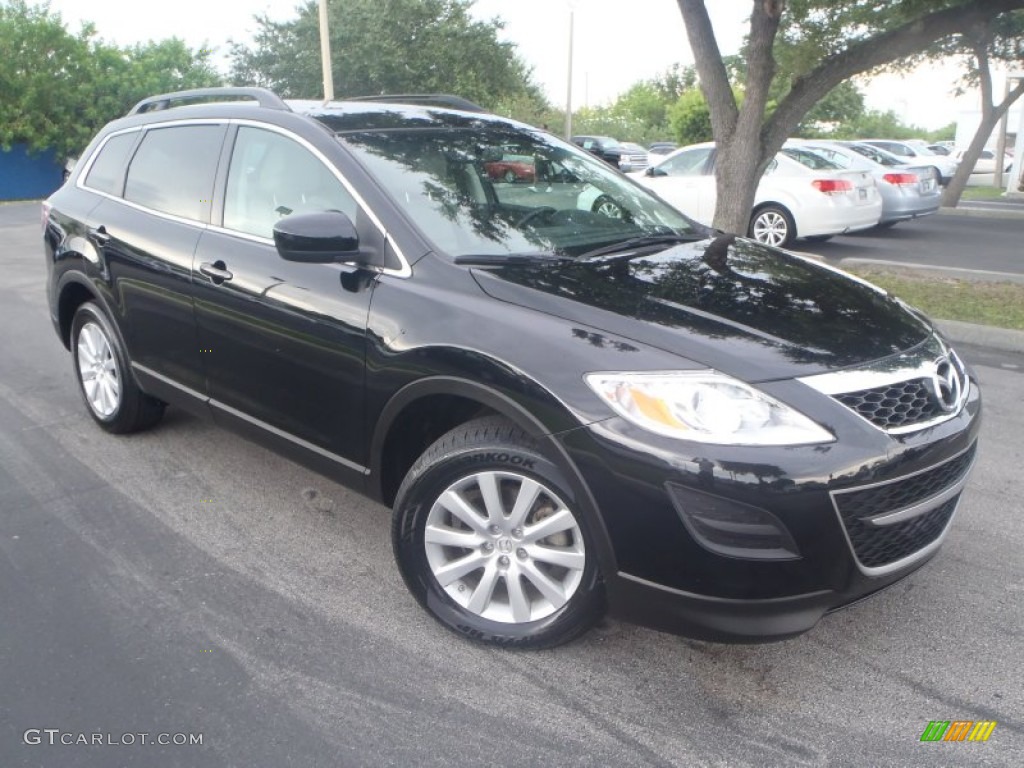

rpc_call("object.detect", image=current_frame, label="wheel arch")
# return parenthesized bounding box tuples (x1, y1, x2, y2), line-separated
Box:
(56, 273, 106, 350)
(749, 200, 798, 241)
(370, 375, 618, 576)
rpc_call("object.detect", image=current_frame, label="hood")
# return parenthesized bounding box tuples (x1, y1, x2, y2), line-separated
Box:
(470, 234, 933, 382)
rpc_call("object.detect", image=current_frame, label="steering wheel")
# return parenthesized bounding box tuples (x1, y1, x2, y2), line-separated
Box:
(515, 206, 558, 227)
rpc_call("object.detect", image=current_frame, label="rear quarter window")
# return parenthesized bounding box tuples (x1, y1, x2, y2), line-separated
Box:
(84, 133, 138, 196)
(124, 125, 224, 221)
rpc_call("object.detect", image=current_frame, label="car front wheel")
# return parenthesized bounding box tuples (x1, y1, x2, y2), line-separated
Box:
(392, 417, 604, 648)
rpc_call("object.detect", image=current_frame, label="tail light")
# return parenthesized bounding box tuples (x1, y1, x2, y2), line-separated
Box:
(811, 179, 853, 194)
(41, 201, 52, 231)
(882, 173, 918, 186)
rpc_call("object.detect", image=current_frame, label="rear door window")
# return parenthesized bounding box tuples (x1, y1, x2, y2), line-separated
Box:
(124, 125, 225, 221)
(84, 132, 138, 196)
(657, 147, 713, 176)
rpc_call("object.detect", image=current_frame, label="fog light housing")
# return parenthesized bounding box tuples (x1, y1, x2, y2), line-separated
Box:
(667, 482, 800, 561)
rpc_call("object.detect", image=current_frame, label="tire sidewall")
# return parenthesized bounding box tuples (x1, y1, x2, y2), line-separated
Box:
(394, 443, 603, 648)
(71, 302, 128, 426)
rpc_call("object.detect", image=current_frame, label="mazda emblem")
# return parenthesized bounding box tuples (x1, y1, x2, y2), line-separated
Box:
(931, 357, 961, 412)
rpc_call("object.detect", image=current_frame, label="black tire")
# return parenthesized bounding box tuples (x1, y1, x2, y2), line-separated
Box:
(748, 204, 795, 248)
(804, 235, 833, 242)
(70, 301, 165, 434)
(591, 194, 625, 219)
(392, 416, 604, 649)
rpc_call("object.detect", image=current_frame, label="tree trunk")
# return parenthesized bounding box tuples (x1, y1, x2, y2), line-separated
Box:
(943, 82, 1024, 207)
(674, 0, 1024, 236)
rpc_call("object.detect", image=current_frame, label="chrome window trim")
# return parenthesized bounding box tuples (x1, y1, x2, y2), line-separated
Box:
(132, 362, 370, 476)
(829, 442, 977, 577)
(76, 117, 412, 279)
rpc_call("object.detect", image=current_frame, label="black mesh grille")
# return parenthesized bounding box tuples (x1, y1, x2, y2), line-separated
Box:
(833, 445, 975, 568)
(833, 378, 941, 430)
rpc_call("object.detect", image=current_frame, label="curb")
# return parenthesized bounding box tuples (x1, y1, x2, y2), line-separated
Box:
(939, 206, 1024, 220)
(936, 319, 1024, 355)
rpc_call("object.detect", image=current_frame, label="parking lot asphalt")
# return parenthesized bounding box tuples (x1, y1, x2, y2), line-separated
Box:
(2, 201, 1022, 766)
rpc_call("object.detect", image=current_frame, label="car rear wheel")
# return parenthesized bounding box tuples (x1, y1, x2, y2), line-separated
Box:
(71, 302, 164, 433)
(503, 169, 517, 183)
(749, 205, 795, 247)
(392, 416, 604, 648)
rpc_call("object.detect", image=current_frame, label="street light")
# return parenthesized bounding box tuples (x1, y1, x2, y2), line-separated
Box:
(565, 8, 574, 141)
(318, 0, 334, 102)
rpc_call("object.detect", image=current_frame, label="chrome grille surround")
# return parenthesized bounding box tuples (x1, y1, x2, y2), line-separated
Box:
(799, 335, 969, 435)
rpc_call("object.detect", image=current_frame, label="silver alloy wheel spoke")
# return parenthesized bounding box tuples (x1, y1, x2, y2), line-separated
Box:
(506, 478, 541, 530)
(424, 524, 485, 549)
(754, 213, 786, 246)
(522, 507, 576, 543)
(525, 543, 585, 571)
(77, 321, 120, 418)
(476, 471, 505, 523)
(432, 550, 488, 587)
(424, 470, 585, 624)
(437, 489, 490, 536)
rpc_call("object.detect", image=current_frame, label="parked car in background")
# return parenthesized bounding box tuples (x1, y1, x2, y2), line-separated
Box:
(617, 142, 649, 173)
(955, 148, 1013, 176)
(792, 140, 941, 228)
(926, 144, 951, 156)
(647, 142, 678, 167)
(859, 140, 959, 185)
(571, 135, 646, 173)
(484, 156, 536, 183)
(636, 141, 882, 247)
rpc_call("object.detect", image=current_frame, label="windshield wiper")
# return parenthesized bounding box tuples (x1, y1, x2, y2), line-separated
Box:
(575, 233, 703, 261)
(453, 252, 572, 267)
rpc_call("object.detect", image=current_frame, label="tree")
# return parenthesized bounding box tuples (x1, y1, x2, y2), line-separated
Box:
(938, 13, 1024, 206)
(668, 89, 714, 145)
(675, 0, 1024, 236)
(0, 1, 219, 158)
(229, 0, 545, 116)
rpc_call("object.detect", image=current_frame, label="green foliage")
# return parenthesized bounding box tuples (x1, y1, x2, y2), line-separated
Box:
(229, 0, 545, 114)
(0, 1, 220, 158)
(668, 89, 714, 145)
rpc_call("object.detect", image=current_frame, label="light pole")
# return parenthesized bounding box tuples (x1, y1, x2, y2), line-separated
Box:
(565, 8, 574, 140)
(318, 0, 334, 102)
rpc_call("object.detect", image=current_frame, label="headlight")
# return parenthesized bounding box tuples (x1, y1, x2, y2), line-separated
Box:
(585, 371, 834, 446)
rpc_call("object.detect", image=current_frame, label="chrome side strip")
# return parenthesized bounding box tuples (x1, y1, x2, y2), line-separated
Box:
(862, 470, 972, 528)
(132, 363, 369, 476)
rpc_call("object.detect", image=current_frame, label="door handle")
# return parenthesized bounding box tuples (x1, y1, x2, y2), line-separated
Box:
(199, 261, 234, 284)
(87, 225, 110, 246)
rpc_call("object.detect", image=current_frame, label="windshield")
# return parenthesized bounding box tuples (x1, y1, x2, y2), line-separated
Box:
(340, 127, 696, 259)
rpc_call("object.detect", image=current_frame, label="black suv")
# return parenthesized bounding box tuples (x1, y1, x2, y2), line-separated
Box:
(45, 88, 980, 648)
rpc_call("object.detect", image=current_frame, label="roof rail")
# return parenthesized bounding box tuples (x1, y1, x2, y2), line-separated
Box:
(128, 87, 290, 115)
(343, 94, 487, 113)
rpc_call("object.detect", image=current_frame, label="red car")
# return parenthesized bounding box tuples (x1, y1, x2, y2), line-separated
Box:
(484, 158, 535, 183)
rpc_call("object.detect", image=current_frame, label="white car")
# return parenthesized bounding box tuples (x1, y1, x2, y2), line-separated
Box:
(859, 140, 959, 185)
(634, 141, 882, 247)
(955, 148, 1013, 176)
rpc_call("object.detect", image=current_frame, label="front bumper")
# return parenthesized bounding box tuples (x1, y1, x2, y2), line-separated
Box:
(558, 371, 981, 642)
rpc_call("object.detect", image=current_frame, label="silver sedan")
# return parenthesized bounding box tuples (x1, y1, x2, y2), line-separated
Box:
(790, 139, 941, 228)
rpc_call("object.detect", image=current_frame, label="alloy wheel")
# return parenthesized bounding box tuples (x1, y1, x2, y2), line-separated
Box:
(76, 321, 121, 418)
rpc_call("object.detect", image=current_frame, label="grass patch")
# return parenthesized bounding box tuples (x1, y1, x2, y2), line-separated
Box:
(959, 186, 1008, 201)
(852, 270, 1024, 331)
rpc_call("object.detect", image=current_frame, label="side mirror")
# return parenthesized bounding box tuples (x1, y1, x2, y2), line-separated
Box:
(273, 211, 360, 263)
(645, 166, 666, 177)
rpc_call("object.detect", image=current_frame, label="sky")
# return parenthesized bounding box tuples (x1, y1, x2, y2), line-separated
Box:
(42, 0, 998, 131)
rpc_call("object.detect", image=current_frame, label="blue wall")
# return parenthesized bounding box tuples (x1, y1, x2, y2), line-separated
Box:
(0, 144, 63, 201)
